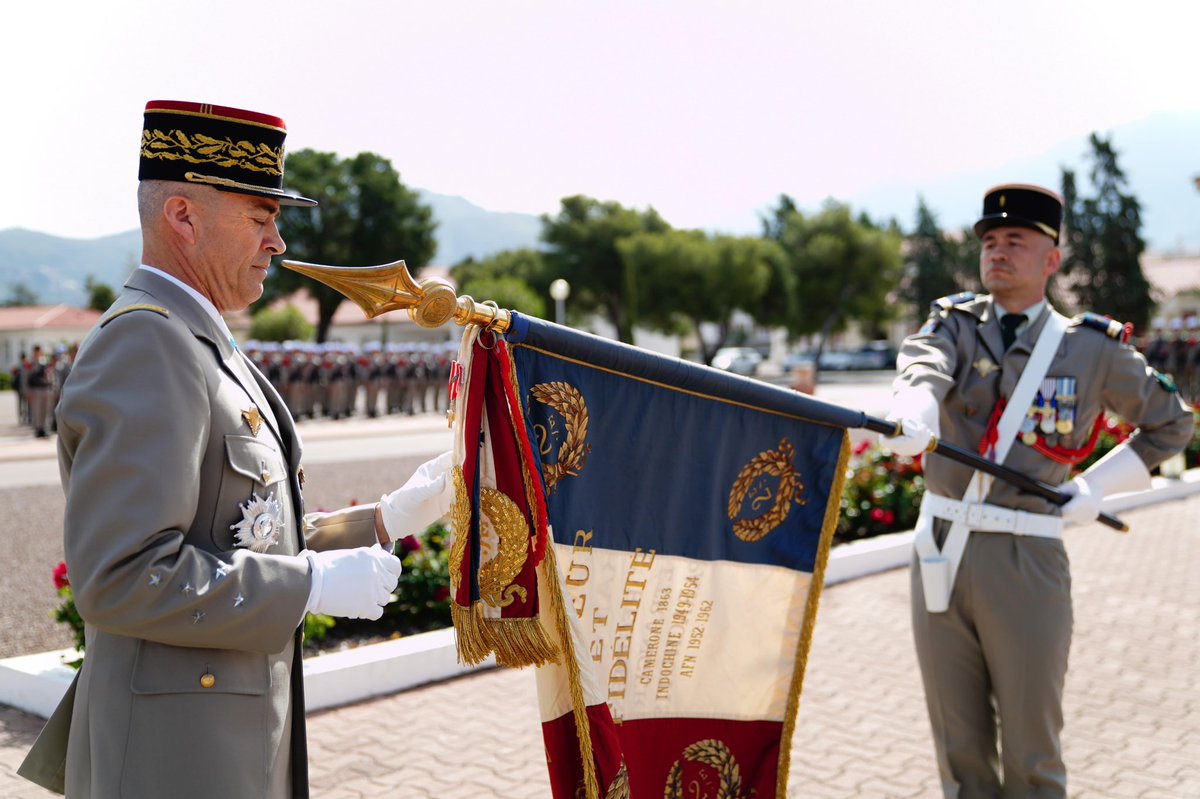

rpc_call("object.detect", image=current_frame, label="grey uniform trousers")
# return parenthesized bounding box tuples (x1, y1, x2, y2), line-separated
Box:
(911, 523, 1073, 799)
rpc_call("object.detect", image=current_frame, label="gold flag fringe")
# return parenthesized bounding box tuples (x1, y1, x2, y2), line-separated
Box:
(543, 542, 601, 799)
(774, 432, 851, 799)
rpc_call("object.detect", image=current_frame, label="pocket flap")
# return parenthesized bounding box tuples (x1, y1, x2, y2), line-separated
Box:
(130, 641, 269, 696)
(225, 435, 285, 488)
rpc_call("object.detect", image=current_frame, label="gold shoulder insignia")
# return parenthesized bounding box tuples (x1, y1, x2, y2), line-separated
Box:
(100, 304, 171, 327)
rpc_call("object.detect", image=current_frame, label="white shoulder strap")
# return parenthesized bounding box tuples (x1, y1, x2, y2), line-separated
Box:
(986, 308, 1070, 471)
(915, 307, 1070, 613)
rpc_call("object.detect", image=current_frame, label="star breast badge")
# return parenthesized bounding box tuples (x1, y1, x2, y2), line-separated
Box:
(231, 492, 284, 553)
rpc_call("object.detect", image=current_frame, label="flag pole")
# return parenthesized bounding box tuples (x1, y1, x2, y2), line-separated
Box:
(279, 257, 1127, 532)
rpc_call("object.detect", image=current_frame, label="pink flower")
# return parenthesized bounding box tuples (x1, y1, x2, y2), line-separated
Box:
(398, 535, 422, 556)
(52, 561, 69, 590)
(869, 508, 885, 523)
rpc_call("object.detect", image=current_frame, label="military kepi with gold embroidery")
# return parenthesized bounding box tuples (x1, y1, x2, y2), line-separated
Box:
(139, 100, 316, 206)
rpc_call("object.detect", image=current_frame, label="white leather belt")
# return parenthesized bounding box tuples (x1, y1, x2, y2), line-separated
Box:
(920, 492, 1063, 539)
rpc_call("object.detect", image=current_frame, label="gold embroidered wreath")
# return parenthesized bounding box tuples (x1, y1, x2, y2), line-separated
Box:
(530, 382, 590, 492)
(662, 739, 745, 799)
(726, 438, 806, 543)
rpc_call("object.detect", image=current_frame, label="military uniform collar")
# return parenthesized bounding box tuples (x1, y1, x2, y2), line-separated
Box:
(973, 295, 1055, 359)
(126, 267, 237, 358)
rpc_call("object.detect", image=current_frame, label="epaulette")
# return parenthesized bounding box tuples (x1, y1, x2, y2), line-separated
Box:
(1072, 311, 1132, 344)
(930, 291, 977, 312)
(100, 304, 171, 327)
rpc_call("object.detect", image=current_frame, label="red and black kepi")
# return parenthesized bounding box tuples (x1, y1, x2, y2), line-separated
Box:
(139, 100, 316, 207)
(973, 183, 1062, 243)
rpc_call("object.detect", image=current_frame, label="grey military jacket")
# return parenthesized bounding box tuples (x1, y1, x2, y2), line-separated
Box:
(19, 270, 378, 797)
(896, 294, 1193, 513)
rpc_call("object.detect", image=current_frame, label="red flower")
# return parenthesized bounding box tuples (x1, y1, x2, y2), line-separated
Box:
(52, 561, 69, 590)
(432, 586, 450, 602)
(398, 535, 422, 556)
(853, 440, 871, 456)
(883, 510, 895, 526)
(869, 508, 885, 523)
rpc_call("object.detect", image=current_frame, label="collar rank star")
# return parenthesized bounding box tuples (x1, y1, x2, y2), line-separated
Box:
(231, 492, 283, 553)
(242, 406, 264, 437)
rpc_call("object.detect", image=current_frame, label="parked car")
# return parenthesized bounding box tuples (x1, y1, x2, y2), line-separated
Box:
(711, 347, 763, 376)
(818, 342, 897, 371)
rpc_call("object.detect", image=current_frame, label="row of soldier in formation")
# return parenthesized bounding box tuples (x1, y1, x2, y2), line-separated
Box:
(1141, 322, 1200, 406)
(10, 344, 74, 437)
(9, 339, 458, 438)
(241, 340, 458, 421)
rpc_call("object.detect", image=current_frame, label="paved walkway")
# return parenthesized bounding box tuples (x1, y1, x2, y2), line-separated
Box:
(3, 492, 1198, 797)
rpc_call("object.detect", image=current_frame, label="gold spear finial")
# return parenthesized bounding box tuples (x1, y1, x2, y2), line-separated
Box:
(279, 259, 511, 332)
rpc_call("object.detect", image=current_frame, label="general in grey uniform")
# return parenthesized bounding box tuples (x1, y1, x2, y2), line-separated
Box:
(884, 184, 1192, 798)
(18, 100, 450, 798)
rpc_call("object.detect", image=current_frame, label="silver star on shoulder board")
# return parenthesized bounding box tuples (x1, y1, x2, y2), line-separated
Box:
(148, 572, 162, 587)
(181, 581, 194, 596)
(234, 594, 245, 608)
(192, 610, 205, 624)
(215, 564, 229, 581)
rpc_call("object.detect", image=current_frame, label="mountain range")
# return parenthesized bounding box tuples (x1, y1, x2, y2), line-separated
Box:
(3, 111, 1197, 307)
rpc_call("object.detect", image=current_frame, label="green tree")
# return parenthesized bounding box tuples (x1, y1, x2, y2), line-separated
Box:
(540, 195, 669, 343)
(1060, 134, 1152, 329)
(263, 150, 437, 342)
(621, 231, 778, 364)
(84, 275, 117, 312)
(249, 305, 314, 342)
(3, 282, 39, 307)
(451, 248, 551, 319)
(901, 197, 967, 318)
(763, 200, 904, 371)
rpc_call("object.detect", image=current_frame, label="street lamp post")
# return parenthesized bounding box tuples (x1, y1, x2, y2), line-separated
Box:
(549, 279, 570, 326)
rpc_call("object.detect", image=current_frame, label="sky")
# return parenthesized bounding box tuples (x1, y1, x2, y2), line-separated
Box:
(3, 0, 1199, 242)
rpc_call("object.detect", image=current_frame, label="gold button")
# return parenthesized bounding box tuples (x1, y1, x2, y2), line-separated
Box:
(200, 673, 216, 689)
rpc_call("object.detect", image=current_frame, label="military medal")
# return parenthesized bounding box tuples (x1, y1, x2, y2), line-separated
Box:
(1039, 378, 1058, 434)
(1056, 377, 1076, 434)
(231, 492, 284, 553)
(973, 357, 998, 378)
(242, 406, 264, 437)
(1019, 408, 1039, 445)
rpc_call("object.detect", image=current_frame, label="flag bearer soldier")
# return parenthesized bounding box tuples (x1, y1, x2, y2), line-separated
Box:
(884, 184, 1193, 799)
(18, 100, 453, 798)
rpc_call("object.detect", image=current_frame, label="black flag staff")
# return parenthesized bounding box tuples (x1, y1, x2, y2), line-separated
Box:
(280, 258, 1128, 533)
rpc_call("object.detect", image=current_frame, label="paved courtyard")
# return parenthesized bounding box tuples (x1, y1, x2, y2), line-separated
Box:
(3, 491, 1198, 797)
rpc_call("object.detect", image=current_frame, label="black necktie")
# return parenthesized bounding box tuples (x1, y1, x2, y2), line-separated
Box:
(1000, 313, 1026, 351)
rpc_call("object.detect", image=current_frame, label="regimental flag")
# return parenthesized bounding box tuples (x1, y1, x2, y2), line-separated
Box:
(448, 315, 855, 799)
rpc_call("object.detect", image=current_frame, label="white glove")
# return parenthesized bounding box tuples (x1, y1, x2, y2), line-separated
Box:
(304, 544, 403, 620)
(379, 451, 454, 539)
(1057, 444, 1152, 526)
(884, 389, 940, 457)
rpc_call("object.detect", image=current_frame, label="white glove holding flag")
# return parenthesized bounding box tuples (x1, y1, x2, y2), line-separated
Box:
(304, 544, 403, 620)
(1057, 444, 1152, 525)
(378, 451, 455, 539)
(884, 388, 940, 457)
